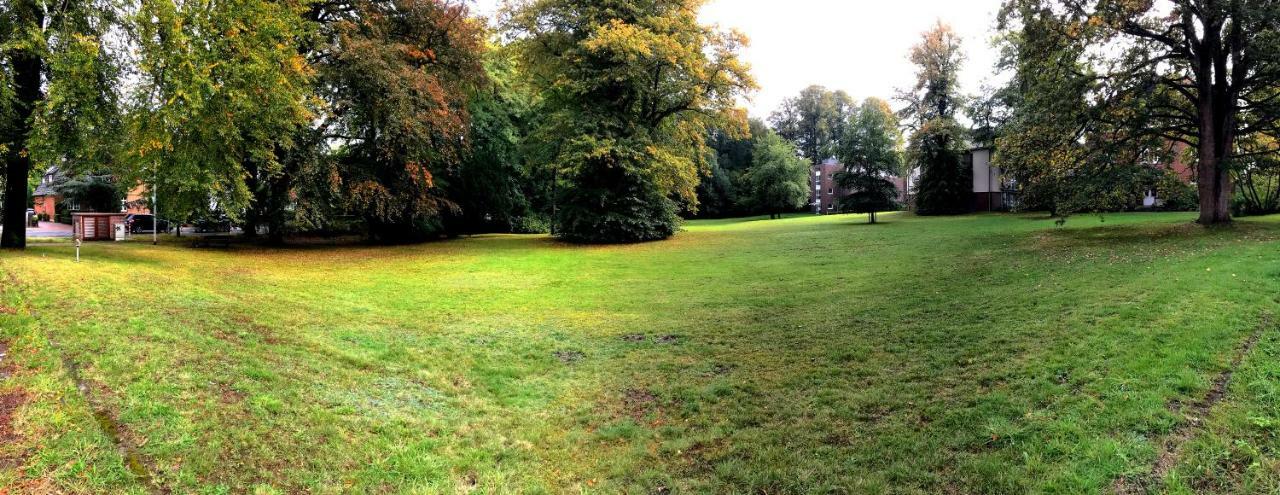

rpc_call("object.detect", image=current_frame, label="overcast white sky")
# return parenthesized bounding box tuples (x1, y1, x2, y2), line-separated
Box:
(470, 0, 1007, 119)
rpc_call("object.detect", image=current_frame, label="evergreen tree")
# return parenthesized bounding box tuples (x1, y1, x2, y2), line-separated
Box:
(912, 119, 971, 215)
(837, 99, 902, 224)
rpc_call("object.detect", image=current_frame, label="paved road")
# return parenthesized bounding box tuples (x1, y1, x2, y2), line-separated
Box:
(2, 222, 245, 240)
(0, 221, 75, 239)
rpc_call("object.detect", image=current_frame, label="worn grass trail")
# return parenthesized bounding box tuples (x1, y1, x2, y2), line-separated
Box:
(2, 212, 1280, 494)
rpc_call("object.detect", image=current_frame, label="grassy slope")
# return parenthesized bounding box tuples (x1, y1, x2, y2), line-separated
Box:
(1, 212, 1279, 494)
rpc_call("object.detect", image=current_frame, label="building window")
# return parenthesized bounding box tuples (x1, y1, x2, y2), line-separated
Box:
(828, 188, 833, 194)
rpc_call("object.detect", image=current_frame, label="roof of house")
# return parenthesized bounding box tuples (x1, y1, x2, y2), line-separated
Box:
(32, 165, 63, 197)
(33, 182, 59, 197)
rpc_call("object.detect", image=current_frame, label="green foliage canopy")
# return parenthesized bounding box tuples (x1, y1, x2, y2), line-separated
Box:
(126, 0, 316, 225)
(770, 85, 856, 165)
(996, 0, 1280, 224)
(837, 98, 902, 223)
(511, 0, 756, 243)
(742, 131, 810, 219)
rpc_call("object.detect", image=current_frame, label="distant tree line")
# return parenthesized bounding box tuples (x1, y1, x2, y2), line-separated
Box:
(1, 0, 758, 248)
(10, 1, 1270, 249)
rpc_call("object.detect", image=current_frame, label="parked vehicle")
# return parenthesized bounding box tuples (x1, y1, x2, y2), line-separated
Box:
(194, 216, 233, 233)
(125, 214, 171, 234)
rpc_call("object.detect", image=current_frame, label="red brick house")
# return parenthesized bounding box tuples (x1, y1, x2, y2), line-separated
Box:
(32, 166, 68, 221)
(1143, 142, 1196, 208)
(30, 165, 151, 222)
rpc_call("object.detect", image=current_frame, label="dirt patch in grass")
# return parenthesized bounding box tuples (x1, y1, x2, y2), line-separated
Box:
(1, 340, 28, 471)
(0, 388, 29, 468)
(0, 477, 57, 495)
(0, 388, 29, 469)
(216, 382, 246, 404)
(1112, 314, 1272, 494)
(621, 388, 658, 420)
(702, 363, 734, 377)
(620, 334, 647, 343)
(553, 350, 585, 364)
(654, 335, 681, 345)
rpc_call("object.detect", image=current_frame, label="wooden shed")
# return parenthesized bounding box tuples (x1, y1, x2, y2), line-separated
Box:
(72, 212, 128, 241)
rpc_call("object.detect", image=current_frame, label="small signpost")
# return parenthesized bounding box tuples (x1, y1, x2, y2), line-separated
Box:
(75, 236, 82, 263)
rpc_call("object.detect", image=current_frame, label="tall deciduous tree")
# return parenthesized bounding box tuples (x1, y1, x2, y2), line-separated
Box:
(126, 0, 314, 231)
(770, 85, 857, 165)
(511, 0, 755, 243)
(902, 22, 972, 215)
(994, 3, 1166, 217)
(998, 0, 1280, 225)
(837, 98, 902, 224)
(442, 45, 543, 235)
(318, 0, 486, 242)
(694, 118, 769, 218)
(742, 131, 809, 219)
(1, 0, 121, 248)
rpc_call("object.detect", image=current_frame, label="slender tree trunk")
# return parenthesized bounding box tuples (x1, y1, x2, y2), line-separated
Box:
(266, 172, 289, 245)
(1, 7, 42, 249)
(242, 163, 262, 240)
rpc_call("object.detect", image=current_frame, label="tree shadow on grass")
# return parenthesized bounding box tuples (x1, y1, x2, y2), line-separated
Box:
(1034, 219, 1280, 250)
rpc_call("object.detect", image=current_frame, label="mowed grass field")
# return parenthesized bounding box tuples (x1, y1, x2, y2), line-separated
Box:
(3, 212, 1280, 494)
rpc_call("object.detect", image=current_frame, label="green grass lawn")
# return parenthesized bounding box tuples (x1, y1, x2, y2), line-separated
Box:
(3, 212, 1280, 494)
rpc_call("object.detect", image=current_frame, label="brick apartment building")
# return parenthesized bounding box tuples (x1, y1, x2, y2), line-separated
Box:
(810, 158, 847, 214)
(809, 158, 912, 215)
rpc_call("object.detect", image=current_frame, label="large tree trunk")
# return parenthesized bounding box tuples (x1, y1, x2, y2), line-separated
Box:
(1196, 85, 1235, 225)
(1, 151, 30, 249)
(1196, 152, 1233, 225)
(1192, 21, 1237, 226)
(1, 11, 42, 249)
